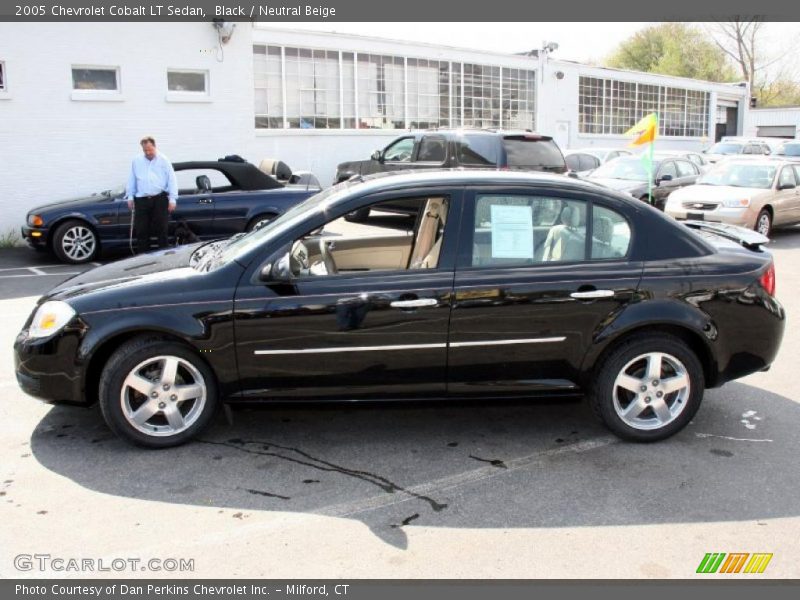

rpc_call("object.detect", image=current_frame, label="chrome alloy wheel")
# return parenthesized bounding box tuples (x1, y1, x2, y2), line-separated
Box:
(61, 225, 97, 261)
(756, 212, 771, 237)
(120, 355, 207, 437)
(611, 352, 691, 431)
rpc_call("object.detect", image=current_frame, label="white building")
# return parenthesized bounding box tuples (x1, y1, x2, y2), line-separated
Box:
(746, 106, 800, 139)
(0, 22, 752, 233)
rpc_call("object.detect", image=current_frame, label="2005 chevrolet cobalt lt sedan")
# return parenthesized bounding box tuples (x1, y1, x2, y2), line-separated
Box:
(15, 171, 785, 447)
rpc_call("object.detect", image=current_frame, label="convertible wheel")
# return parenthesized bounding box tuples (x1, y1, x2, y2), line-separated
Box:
(246, 214, 275, 232)
(99, 337, 218, 448)
(755, 209, 772, 237)
(52, 220, 98, 264)
(589, 334, 704, 442)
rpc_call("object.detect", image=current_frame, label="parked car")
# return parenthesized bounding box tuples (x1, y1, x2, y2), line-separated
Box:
(587, 154, 701, 210)
(21, 157, 321, 264)
(721, 136, 785, 154)
(564, 148, 632, 176)
(15, 170, 784, 448)
(335, 129, 566, 221)
(775, 141, 800, 161)
(665, 159, 800, 236)
(651, 149, 711, 173)
(703, 140, 772, 164)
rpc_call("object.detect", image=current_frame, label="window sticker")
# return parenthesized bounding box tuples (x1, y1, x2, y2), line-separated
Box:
(490, 204, 533, 259)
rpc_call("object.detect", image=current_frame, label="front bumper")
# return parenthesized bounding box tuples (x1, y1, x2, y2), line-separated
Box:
(21, 225, 49, 248)
(665, 205, 755, 229)
(14, 325, 89, 406)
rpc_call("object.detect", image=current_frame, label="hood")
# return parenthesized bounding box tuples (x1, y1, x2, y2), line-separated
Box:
(47, 243, 202, 302)
(587, 177, 646, 194)
(669, 184, 763, 203)
(30, 188, 123, 215)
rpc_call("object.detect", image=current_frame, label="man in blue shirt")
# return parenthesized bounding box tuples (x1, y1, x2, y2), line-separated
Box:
(125, 136, 178, 253)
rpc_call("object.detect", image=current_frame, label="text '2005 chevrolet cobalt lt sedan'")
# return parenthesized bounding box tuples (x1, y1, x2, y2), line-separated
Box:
(15, 171, 785, 447)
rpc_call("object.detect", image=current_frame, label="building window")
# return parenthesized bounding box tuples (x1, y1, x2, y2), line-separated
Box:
(0, 61, 6, 91)
(167, 70, 208, 93)
(71, 66, 119, 91)
(578, 75, 709, 138)
(253, 45, 536, 131)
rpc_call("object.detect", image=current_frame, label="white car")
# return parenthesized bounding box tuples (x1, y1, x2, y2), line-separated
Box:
(665, 159, 800, 236)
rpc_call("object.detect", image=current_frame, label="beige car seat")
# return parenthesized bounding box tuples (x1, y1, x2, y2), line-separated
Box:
(542, 205, 585, 262)
(410, 198, 448, 269)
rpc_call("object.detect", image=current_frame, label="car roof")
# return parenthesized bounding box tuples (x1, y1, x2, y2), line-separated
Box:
(326, 169, 636, 207)
(172, 160, 283, 191)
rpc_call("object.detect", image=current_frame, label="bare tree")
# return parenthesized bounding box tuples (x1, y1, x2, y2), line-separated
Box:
(708, 19, 798, 105)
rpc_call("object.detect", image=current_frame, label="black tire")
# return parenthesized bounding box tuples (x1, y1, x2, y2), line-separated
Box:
(755, 209, 772, 237)
(246, 214, 276, 232)
(344, 207, 371, 222)
(588, 334, 704, 442)
(98, 337, 219, 448)
(52, 219, 99, 264)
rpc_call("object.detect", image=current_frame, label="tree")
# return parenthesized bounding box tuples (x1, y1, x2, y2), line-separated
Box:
(605, 23, 737, 82)
(708, 19, 800, 107)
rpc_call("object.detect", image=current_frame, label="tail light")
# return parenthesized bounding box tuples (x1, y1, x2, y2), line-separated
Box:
(759, 262, 776, 297)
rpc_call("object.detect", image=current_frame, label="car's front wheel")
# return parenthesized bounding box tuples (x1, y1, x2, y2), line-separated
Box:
(589, 334, 704, 442)
(98, 337, 218, 448)
(755, 209, 772, 237)
(52, 219, 98, 264)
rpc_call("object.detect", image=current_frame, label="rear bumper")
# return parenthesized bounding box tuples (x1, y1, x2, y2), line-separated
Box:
(666, 206, 755, 229)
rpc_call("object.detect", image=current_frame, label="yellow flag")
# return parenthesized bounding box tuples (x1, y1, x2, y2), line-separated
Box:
(625, 113, 658, 146)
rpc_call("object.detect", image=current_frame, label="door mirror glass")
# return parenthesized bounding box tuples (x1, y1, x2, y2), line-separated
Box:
(260, 252, 292, 283)
(371, 149, 383, 162)
(657, 173, 673, 184)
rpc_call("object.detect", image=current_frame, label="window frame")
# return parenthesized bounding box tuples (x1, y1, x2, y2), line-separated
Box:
(382, 136, 417, 163)
(0, 60, 7, 93)
(166, 68, 210, 95)
(455, 186, 636, 273)
(70, 65, 121, 93)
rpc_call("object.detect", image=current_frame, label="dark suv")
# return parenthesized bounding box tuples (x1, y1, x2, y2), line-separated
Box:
(335, 129, 567, 219)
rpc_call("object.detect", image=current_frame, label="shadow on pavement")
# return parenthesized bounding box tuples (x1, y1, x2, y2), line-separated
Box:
(28, 382, 800, 548)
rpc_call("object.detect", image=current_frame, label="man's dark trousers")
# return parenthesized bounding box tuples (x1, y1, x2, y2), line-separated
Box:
(133, 192, 169, 254)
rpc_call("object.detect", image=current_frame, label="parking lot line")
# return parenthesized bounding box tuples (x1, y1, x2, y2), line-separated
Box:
(0, 271, 80, 279)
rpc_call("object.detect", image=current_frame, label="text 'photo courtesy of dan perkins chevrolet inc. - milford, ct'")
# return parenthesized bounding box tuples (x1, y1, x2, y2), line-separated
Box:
(47, 4, 337, 17)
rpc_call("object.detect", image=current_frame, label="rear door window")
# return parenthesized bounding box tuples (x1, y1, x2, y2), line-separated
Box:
(503, 137, 566, 171)
(458, 135, 499, 166)
(417, 136, 447, 163)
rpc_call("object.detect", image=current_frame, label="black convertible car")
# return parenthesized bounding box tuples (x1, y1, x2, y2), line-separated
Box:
(21, 157, 320, 264)
(15, 171, 784, 447)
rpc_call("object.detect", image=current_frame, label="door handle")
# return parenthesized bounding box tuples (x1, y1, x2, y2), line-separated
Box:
(390, 298, 438, 309)
(570, 289, 615, 299)
(197, 197, 213, 204)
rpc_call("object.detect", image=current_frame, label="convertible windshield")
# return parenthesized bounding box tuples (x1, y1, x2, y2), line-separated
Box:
(698, 162, 776, 189)
(708, 142, 744, 155)
(591, 157, 655, 182)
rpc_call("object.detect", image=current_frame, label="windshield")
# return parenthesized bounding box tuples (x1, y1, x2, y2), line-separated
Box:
(708, 142, 744, 155)
(198, 179, 357, 270)
(698, 162, 777, 189)
(591, 157, 654, 182)
(780, 143, 800, 157)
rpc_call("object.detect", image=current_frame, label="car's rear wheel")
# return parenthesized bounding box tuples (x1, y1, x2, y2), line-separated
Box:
(755, 209, 772, 237)
(246, 214, 276, 232)
(98, 337, 218, 448)
(52, 219, 98, 264)
(589, 334, 704, 442)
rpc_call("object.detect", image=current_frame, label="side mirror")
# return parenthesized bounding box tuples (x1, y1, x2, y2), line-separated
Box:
(260, 252, 292, 283)
(778, 182, 796, 191)
(657, 174, 673, 185)
(371, 149, 383, 162)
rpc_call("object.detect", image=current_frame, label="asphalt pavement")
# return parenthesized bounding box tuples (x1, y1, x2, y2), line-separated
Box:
(1, 230, 799, 578)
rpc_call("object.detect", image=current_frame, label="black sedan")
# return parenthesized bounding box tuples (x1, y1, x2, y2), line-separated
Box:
(15, 170, 784, 448)
(588, 154, 701, 210)
(21, 158, 320, 264)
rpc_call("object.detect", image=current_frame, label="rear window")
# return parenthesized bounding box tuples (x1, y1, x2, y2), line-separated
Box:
(503, 138, 566, 171)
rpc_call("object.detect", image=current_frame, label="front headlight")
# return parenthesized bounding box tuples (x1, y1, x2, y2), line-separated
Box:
(28, 301, 76, 339)
(721, 198, 751, 208)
